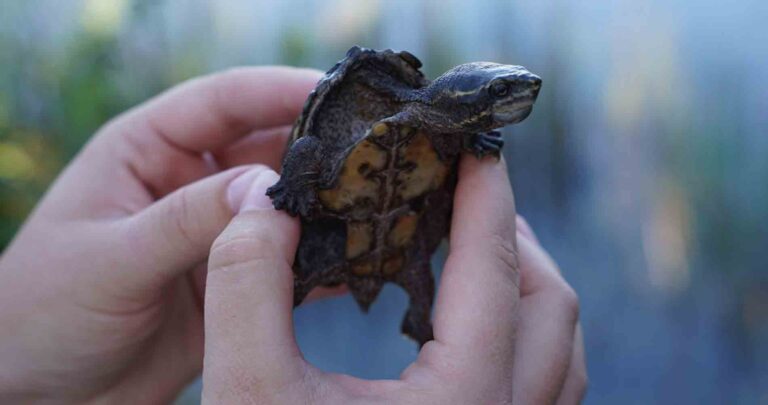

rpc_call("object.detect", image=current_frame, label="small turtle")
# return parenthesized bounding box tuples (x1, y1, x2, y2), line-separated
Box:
(267, 46, 541, 346)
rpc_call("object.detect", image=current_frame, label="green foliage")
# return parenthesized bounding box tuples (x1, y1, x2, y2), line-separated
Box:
(0, 26, 128, 249)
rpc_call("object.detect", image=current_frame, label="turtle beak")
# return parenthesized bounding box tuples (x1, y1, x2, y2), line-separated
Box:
(512, 71, 542, 101)
(492, 70, 541, 124)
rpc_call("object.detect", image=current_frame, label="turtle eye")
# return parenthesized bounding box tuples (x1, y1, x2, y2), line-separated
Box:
(489, 81, 510, 98)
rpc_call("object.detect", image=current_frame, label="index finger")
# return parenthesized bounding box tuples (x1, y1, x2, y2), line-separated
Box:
(118, 66, 322, 153)
(83, 67, 321, 199)
(204, 170, 305, 399)
(417, 155, 519, 381)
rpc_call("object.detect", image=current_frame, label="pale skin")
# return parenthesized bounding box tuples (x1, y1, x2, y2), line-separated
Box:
(0, 67, 586, 404)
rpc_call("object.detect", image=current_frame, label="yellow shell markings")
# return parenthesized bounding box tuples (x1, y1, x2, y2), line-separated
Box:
(320, 123, 450, 276)
(346, 221, 373, 259)
(388, 212, 418, 247)
(318, 136, 386, 212)
(382, 253, 404, 276)
(372, 122, 389, 136)
(352, 262, 374, 276)
(396, 131, 449, 201)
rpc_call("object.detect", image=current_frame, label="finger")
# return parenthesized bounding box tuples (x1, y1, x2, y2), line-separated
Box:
(519, 213, 585, 403)
(512, 233, 580, 405)
(203, 169, 306, 400)
(117, 66, 320, 153)
(556, 325, 588, 405)
(120, 162, 347, 300)
(90, 67, 321, 197)
(191, 262, 347, 305)
(516, 214, 541, 246)
(212, 125, 293, 171)
(116, 165, 262, 293)
(422, 156, 519, 379)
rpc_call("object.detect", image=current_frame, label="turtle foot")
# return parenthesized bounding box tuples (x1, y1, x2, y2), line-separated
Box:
(469, 131, 504, 159)
(266, 179, 318, 218)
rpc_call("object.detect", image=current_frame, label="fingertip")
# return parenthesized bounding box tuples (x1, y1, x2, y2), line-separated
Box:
(451, 154, 516, 248)
(455, 153, 512, 203)
(226, 165, 285, 214)
(239, 169, 280, 213)
(226, 166, 266, 212)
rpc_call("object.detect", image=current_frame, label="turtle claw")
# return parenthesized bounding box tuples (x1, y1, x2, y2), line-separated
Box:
(266, 180, 318, 218)
(469, 131, 504, 159)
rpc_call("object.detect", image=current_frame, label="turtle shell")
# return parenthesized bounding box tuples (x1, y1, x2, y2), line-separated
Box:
(285, 47, 457, 345)
(316, 122, 452, 276)
(289, 46, 428, 148)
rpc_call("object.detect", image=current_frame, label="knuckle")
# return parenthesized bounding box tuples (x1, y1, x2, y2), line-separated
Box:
(201, 67, 255, 130)
(207, 68, 244, 93)
(165, 187, 199, 250)
(556, 281, 580, 323)
(486, 234, 520, 280)
(83, 118, 142, 164)
(208, 67, 259, 94)
(209, 221, 285, 271)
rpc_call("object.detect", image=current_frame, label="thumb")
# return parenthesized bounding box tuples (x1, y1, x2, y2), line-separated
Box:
(203, 169, 305, 399)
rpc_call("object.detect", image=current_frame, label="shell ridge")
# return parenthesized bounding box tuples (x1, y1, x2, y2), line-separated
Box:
(289, 47, 428, 146)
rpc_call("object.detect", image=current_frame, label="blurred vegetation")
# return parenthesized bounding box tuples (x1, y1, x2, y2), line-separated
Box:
(0, 1, 177, 246)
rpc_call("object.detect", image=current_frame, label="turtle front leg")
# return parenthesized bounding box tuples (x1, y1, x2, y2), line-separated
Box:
(464, 130, 504, 159)
(267, 136, 325, 218)
(394, 261, 435, 347)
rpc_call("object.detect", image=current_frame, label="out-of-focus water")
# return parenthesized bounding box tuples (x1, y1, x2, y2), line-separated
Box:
(1, 1, 767, 403)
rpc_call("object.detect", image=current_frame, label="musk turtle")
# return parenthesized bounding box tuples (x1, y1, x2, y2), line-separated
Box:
(267, 46, 541, 346)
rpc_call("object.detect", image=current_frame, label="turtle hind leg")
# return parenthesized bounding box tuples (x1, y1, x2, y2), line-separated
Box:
(394, 262, 435, 347)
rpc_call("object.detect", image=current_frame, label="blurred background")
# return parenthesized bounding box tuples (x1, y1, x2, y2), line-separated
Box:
(1, 0, 766, 403)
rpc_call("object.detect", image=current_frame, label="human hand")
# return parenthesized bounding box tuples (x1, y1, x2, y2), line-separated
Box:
(202, 156, 587, 404)
(0, 67, 346, 403)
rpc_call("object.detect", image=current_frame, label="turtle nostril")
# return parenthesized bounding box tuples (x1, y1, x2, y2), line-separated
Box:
(512, 73, 542, 90)
(523, 74, 542, 88)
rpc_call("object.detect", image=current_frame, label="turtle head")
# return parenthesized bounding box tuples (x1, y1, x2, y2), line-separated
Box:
(421, 62, 541, 132)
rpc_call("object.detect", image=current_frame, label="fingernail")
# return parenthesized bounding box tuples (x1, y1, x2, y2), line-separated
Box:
(226, 167, 264, 213)
(239, 170, 280, 213)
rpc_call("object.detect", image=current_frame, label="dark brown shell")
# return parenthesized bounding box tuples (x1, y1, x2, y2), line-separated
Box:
(283, 47, 457, 346)
(289, 46, 428, 147)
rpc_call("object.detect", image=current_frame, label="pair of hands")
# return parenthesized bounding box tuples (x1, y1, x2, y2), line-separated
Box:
(0, 67, 586, 404)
